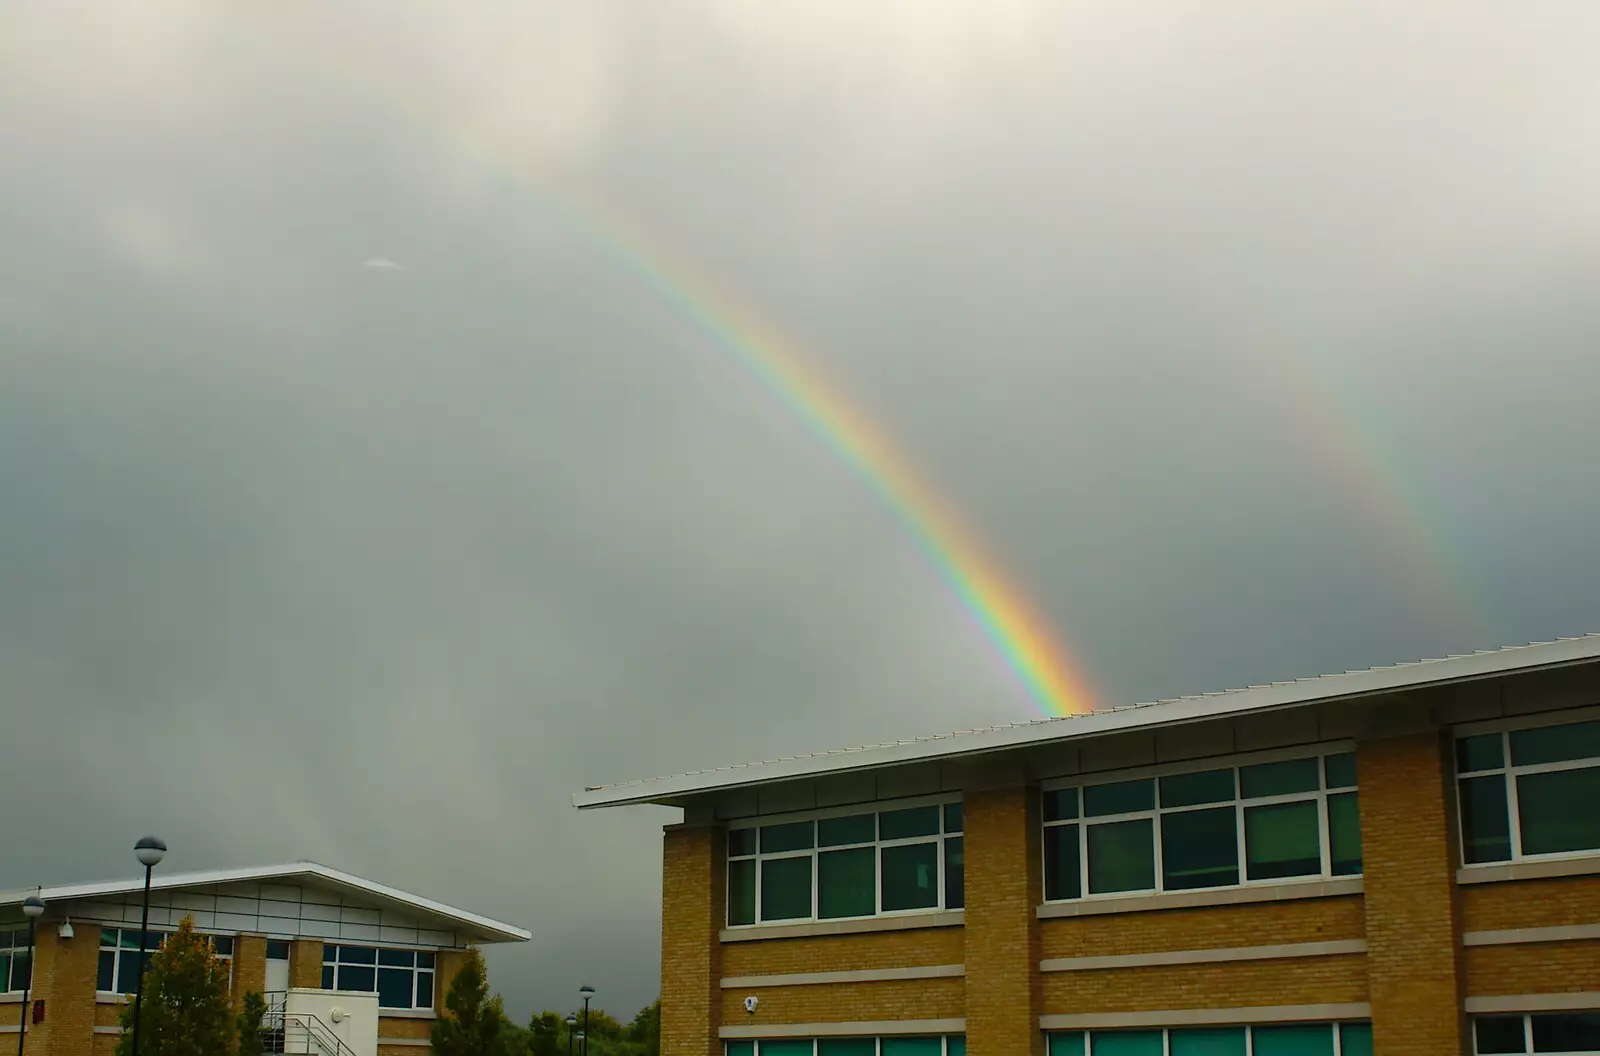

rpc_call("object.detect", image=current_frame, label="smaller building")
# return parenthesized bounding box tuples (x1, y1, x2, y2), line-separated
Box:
(0, 861, 529, 1056)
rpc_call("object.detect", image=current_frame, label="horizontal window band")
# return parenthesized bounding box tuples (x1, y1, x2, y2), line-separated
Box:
(1464, 923, 1600, 946)
(1038, 877, 1362, 918)
(377, 1039, 433, 1048)
(721, 910, 963, 943)
(721, 1018, 965, 1039)
(1039, 1003, 1372, 1030)
(1465, 993, 1600, 1014)
(1040, 939, 1365, 973)
(723, 964, 964, 988)
(1457, 856, 1600, 885)
(92, 1028, 123, 1036)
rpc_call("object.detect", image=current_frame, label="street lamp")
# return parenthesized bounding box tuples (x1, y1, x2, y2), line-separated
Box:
(564, 1015, 577, 1056)
(578, 986, 595, 1056)
(130, 836, 166, 1056)
(15, 895, 43, 1056)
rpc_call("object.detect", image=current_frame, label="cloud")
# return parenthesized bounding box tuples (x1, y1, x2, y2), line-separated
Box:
(362, 257, 404, 271)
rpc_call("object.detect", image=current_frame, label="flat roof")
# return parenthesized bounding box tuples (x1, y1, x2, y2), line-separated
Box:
(0, 861, 530, 943)
(574, 634, 1600, 809)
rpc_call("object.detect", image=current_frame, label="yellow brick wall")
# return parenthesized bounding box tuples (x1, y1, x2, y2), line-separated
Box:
(964, 785, 1038, 1056)
(1461, 876, 1600, 931)
(722, 928, 964, 977)
(1, 1002, 19, 1030)
(1466, 941, 1600, 996)
(379, 1016, 435, 1040)
(722, 977, 964, 1025)
(232, 935, 267, 1003)
(1040, 896, 1365, 959)
(1042, 953, 1369, 1013)
(89, 1035, 116, 1056)
(290, 940, 323, 989)
(29, 923, 101, 1056)
(1359, 730, 1467, 1055)
(661, 825, 722, 1056)
(380, 1045, 427, 1056)
(91, 1005, 123, 1029)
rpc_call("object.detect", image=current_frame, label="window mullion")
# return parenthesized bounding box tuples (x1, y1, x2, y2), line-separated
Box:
(1505, 732, 1524, 861)
(1150, 808, 1165, 894)
(1317, 790, 1333, 879)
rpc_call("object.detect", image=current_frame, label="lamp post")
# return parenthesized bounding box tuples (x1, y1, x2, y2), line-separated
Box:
(15, 895, 43, 1056)
(578, 986, 595, 1056)
(130, 836, 166, 1056)
(564, 1015, 577, 1056)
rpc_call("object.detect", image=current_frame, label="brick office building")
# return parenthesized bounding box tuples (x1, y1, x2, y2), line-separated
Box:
(575, 637, 1600, 1056)
(0, 862, 528, 1056)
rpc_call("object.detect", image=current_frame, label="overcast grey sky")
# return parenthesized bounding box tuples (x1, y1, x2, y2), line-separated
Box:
(4, 0, 1600, 1021)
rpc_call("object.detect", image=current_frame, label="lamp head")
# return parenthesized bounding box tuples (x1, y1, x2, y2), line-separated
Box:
(135, 836, 167, 867)
(21, 895, 44, 921)
(578, 985, 595, 999)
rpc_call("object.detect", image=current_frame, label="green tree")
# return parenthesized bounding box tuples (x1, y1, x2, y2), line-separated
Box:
(431, 948, 513, 1056)
(237, 991, 267, 1056)
(627, 1001, 659, 1056)
(114, 917, 235, 1056)
(528, 1011, 563, 1056)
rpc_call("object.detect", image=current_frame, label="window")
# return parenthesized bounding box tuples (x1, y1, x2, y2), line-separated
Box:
(322, 945, 436, 1010)
(1475, 1012, 1600, 1053)
(0, 929, 32, 993)
(97, 929, 233, 994)
(1048, 1022, 1370, 1056)
(1457, 717, 1600, 865)
(725, 799, 964, 927)
(1043, 750, 1360, 901)
(724, 1037, 964, 1055)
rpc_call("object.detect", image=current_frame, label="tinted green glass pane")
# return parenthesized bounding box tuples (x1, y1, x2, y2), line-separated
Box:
(1473, 1017, 1526, 1054)
(1458, 733, 1505, 774)
(1510, 720, 1600, 766)
(1460, 774, 1513, 863)
(1047, 1034, 1085, 1056)
(817, 814, 875, 848)
(728, 828, 757, 857)
(946, 1038, 966, 1056)
(818, 1040, 876, 1056)
(1089, 1030, 1162, 1056)
(725, 1043, 756, 1056)
(8, 953, 29, 993)
(880, 1039, 943, 1056)
(880, 806, 941, 840)
(1168, 1027, 1247, 1056)
(882, 842, 939, 911)
(1338, 1023, 1373, 1056)
(757, 1043, 813, 1056)
(1244, 800, 1320, 879)
(1160, 805, 1239, 890)
(1044, 824, 1082, 900)
(944, 802, 963, 833)
(760, 856, 812, 921)
(818, 847, 875, 918)
(1518, 767, 1600, 855)
(761, 822, 815, 854)
(1160, 769, 1235, 808)
(1249, 1024, 1334, 1056)
(1323, 752, 1357, 789)
(1044, 788, 1080, 822)
(943, 837, 964, 909)
(1328, 792, 1363, 875)
(728, 859, 756, 925)
(1239, 758, 1320, 799)
(1084, 779, 1154, 817)
(1087, 818, 1155, 893)
(1531, 1012, 1600, 1052)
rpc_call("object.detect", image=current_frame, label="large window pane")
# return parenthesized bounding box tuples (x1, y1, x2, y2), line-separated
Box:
(377, 968, 412, 1008)
(946, 1037, 966, 1056)
(1517, 767, 1600, 855)
(1168, 1028, 1247, 1056)
(1044, 789, 1079, 822)
(415, 972, 434, 1009)
(97, 951, 115, 992)
(818, 815, 875, 848)
(1047, 1034, 1085, 1056)
(1459, 775, 1513, 863)
(1160, 806, 1239, 890)
(761, 856, 813, 921)
(8, 953, 29, 993)
(1089, 1030, 1162, 1056)
(321, 965, 334, 989)
(757, 1043, 814, 1056)
(339, 946, 377, 965)
(1327, 792, 1363, 875)
(1160, 770, 1235, 808)
(943, 837, 964, 909)
(1457, 734, 1504, 774)
(761, 822, 815, 854)
(1044, 824, 1082, 901)
(1323, 753, 1357, 789)
(1531, 1011, 1600, 1052)
(725, 1044, 756, 1056)
(1337, 1024, 1372, 1056)
(1084, 780, 1154, 817)
(1244, 801, 1321, 879)
(117, 951, 146, 995)
(728, 829, 757, 857)
(944, 803, 963, 833)
(337, 965, 376, 992)
(1510, 720, 1600, 766)
(378, 949, 414, 967)
(817, 1040, 876, 1056)
(1239, 758, 1319, 799)
(1249, 1024, 1334, 1056)
(728, 859, 757, 926)
(882, 843, 939, 911)
(880, 807, 941, 841)
(880, 1039, 942, 1056)
(1087, 819, 1155, 894)
(1473, 1017, 1526, 1054)
(818, 848, 875, 919)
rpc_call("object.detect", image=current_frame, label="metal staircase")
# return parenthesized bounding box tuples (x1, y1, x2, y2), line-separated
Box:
(259, 993, 361, 1056)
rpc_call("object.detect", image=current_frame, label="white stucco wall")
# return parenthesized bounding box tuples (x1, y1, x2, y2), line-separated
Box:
(286, 988, 379, 1056)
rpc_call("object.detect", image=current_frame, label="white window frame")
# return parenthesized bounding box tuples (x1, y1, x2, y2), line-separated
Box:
(0, 928, 31, 993)
(96, 928, 233, 994)
(724, 793, 963, 929)
(1471, 1009, 1600, 1054)
(1044, 1020, 1370, 1055)
(320, 943, 437, 1010)
(1040, 742, 1361, 904)
(1455, 708, 1600, 869)
(725, 1036, 964, 1054)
